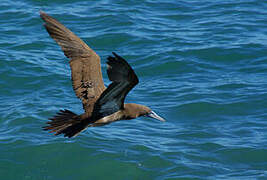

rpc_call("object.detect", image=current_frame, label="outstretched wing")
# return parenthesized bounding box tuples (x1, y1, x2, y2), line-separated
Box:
(40, 11, 105, 115)
(92, 52, 139, 120)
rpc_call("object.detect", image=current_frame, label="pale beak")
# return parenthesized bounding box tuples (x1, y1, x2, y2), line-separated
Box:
(147, 111, 166, 122)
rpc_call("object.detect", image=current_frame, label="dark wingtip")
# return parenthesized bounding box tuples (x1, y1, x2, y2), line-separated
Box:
(112, 52, 122, 59)
(107, 53, 118, 64)
(107, 52, 122, 62)
(107, 55, 114, 61)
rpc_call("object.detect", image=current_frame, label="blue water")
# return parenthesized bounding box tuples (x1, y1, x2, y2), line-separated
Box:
(0, 0, 267, 179)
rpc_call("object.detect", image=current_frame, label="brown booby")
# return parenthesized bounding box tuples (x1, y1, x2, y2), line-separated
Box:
(40, 11, 165, 138)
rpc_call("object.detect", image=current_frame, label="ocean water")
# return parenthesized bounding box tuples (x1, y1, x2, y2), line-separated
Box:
(0, 0, 267, 179)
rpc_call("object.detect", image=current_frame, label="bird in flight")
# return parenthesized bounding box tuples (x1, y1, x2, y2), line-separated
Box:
(40, 11, 165, 138)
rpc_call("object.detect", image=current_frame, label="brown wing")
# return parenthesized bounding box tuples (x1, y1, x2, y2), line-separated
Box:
(40, 11, 105, 115)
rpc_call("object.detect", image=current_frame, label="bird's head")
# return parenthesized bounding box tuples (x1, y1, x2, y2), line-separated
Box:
(124, 103, 165, 122)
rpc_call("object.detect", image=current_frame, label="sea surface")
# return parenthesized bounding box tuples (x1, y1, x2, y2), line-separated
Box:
(0, 0, 266, 179)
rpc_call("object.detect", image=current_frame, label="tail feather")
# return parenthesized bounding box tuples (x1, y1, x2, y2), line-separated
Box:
(56, 121, 88, 138)
(43, 109, 88, 138)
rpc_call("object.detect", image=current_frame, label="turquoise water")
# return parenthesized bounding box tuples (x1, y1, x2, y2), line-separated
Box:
(1, 0, 267, 179)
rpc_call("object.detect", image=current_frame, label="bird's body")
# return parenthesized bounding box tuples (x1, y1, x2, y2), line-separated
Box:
(89, 103, 149, 125)
(40, 11, 165, 138)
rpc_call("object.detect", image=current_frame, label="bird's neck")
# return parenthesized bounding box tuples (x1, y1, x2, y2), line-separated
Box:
(122, 103, 142, 119)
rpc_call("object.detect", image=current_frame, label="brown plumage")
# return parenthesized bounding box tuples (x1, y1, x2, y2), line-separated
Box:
(40, 11, 165, 138)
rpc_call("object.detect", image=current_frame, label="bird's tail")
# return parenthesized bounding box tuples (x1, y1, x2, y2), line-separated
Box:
(43, 109, 88, 138)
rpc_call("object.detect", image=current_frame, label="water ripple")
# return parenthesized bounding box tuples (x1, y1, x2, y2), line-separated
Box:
(0, 0, 267, 179)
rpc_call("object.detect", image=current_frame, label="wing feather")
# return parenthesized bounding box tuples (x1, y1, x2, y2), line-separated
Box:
(92, 52, 138, 120)
(40, 11, 105, 114)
